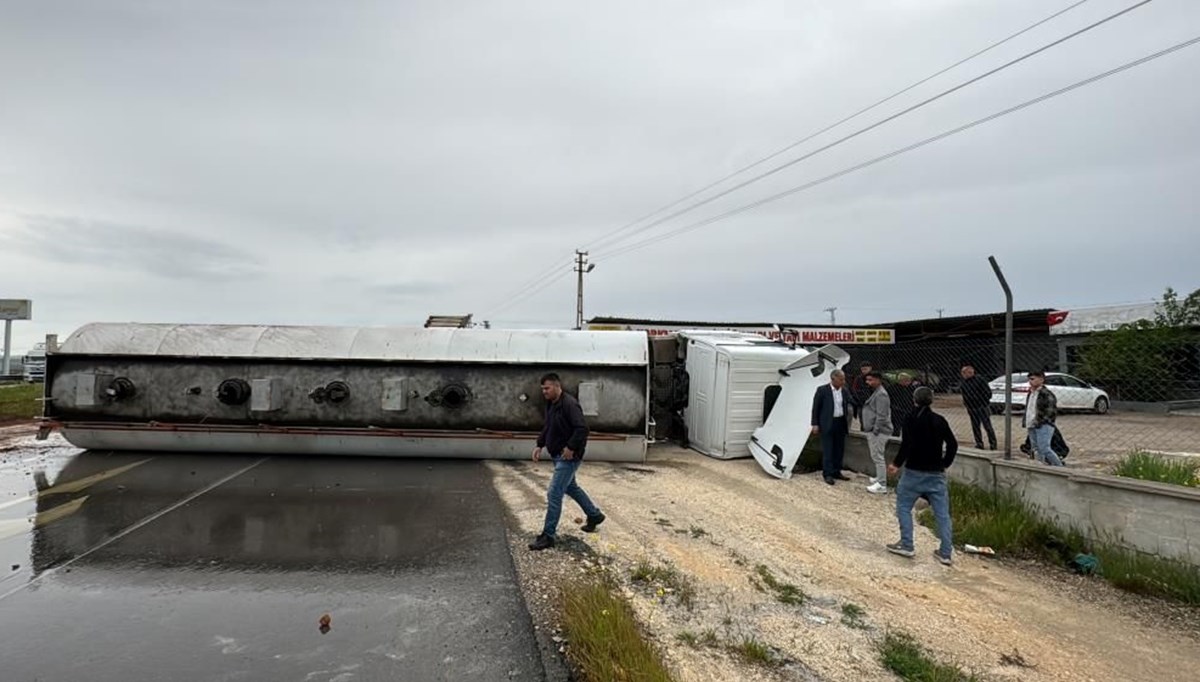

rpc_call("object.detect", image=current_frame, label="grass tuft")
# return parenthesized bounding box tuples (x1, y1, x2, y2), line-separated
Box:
(728, 636, 779, 668)
(562, 577, 674, 682)
(753, 564, 806, 605)
(879, 631, 980, 682)
(630, 560, 697, 610)
(841, 603, 868, 629)
(1112, 450, 1200, 487)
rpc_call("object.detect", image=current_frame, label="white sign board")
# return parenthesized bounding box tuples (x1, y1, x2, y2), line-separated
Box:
(0, 299, 32, 320)
(1048, 302, 1158, 335)
(589, 322, 895, 345)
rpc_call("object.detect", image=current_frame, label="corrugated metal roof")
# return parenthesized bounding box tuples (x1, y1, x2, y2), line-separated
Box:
(58, 323, 649, 365)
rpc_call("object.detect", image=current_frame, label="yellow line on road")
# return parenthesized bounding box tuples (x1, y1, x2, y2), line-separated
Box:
(38, 459, 152, 496)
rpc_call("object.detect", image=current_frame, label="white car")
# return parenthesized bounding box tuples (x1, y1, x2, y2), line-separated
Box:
(989, 372, 1110, 415)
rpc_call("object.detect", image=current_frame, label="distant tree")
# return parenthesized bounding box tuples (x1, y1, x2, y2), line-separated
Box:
(1077, 287, 1200, 402)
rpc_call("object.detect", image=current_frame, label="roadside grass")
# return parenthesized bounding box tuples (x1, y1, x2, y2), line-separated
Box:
(728, 636, 780, 668)
(562, 577, 674, 682)
(920, 480, 1200, 605)
(879, 631, 981, 682)
(0, 383, 41, 421)
(1112, 450, 1200, 488)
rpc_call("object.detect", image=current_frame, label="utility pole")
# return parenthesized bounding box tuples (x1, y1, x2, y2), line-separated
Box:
(823, 307, 837, 325)
(937, 308, 945, 318)
(574, 250, 594, 330)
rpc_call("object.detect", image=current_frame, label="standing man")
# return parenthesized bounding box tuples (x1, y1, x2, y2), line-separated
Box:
(960, 364, 997, 450)
(528, 373, 605, 551)
(888, 373, 917, 437)
(886, 386, 958, 566)
(861, 371, 893, 494)
(850, 361, 874, 425)
(1024, 370, 1064, 467)
(811, 369, 853, 486)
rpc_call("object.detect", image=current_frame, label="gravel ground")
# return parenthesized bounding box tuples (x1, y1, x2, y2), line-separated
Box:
(490, 446, 1200, 682)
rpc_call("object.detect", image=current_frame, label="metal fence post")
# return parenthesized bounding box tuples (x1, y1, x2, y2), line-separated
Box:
(988, 256, 1014, 459)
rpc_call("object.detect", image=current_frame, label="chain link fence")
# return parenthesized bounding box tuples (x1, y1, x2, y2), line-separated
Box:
(843, 331, 1200, 469)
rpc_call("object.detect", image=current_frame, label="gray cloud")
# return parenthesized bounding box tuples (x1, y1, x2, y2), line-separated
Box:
(5, 215, 261, 281)
(1, 0, 1198, 352)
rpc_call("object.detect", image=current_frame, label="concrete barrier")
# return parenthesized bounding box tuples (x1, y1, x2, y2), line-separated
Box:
(838, 432, 1200, 566)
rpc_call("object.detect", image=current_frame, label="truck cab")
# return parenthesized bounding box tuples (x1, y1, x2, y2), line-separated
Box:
(21, 343, 46, 383)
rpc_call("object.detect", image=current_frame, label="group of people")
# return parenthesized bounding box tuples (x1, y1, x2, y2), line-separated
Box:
(526, 361, 1064, 566)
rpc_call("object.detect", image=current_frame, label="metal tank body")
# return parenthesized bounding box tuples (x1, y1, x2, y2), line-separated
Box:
(42, 324, 649, 461)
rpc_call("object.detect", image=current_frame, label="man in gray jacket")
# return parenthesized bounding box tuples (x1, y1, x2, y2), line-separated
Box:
(861, 371, 893, 494)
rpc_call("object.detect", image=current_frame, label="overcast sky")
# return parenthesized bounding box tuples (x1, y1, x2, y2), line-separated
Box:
(2, 0, 1199, 352)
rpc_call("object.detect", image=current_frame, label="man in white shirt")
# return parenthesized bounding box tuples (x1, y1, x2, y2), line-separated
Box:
(811, 369, 854, 485)
(1024, 371, 1063, 466)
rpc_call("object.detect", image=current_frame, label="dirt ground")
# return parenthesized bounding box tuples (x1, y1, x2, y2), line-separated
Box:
(492, 445, 1200, 682)
(932, 397, 1200, 470)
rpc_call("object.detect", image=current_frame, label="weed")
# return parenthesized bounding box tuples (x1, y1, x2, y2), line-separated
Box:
(655, 518, 673, 527)
(1112, 450, 1200, 487)
(1000, 648, 1035, 669)
(689, 525, 708, 539)
(630, 560, 698, 610)
(879, 631, 980, 681)
(754, 564, 806, 605)
(562, 577, 673, 682)
(841, 603, 868, 629)
(728, 636, 779, 668)
(700, 629, 719, 646)
(675, 631, 699, 648)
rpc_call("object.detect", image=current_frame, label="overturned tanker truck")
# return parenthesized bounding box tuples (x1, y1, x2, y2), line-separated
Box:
(38, 323, 650, 461)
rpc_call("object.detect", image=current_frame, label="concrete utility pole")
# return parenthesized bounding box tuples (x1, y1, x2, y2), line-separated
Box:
(574, 251, 594, 330)
(823, 307, 837, 325)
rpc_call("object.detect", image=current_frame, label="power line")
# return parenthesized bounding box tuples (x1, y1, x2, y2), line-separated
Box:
(582, 0, 1096, 255)
(591, 0, 1154, 259)
(487, 265, 575, 318)
(479, 1, 1099, 315)
(592, 34, 1200, 263)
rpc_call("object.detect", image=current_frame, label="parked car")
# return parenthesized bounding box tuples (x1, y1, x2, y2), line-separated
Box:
(988, 372, 1110, 415)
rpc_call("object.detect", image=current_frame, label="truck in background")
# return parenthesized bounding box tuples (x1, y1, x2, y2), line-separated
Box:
(22, 343, 46, 383)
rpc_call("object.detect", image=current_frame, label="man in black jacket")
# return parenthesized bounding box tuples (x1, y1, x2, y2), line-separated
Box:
(811, 369, 853, 485)
(528, 373, 605, 551)
(886, 387, 958, 566)
(960, 364, 997, 450)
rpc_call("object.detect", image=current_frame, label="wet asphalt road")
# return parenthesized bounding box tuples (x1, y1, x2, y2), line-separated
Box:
(0, 436, 544, 682)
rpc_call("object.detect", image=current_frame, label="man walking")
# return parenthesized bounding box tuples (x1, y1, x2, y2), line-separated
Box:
(811, 369, 853, 486)
(886, 386, 957, 566)
(1025, 370, 1064, 467)
(960, 364, 997, 450)
(861, 371, 893, 494)
(528, 373, 605, 551)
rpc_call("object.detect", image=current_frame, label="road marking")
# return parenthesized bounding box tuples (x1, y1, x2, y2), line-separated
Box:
(33, 495, 89, 528)
(0, 457, 269, 602)
(0, 494, 35, 512)
(38, 459, 153, 496)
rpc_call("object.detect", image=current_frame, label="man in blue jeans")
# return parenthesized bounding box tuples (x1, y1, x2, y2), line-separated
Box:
(886, 386, 958, 566)
(1024, 370, 1064, 467)
(528, 373, 605, 551)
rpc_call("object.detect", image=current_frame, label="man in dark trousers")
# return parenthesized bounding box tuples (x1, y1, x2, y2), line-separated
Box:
(811, 369, 853, 485)
(529, 373, 605, 551)
(959, 363, 996, 450)
(886, 386, 958, 566)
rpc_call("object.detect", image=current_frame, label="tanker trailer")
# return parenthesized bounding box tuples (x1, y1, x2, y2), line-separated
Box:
(38, 323, 649, 461)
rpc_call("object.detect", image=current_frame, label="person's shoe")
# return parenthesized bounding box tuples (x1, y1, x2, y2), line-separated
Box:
(528, 534, 555, 551)
(886, 542, 915, 558)
(834, 473, 851, 481)
(824, 477, 835, 485)
(933, 550, 953, 566)
(581, 512, 606, 533)
(974, 443, 985, 450)
(867, 481, 888, 495)
(989, 444, 998, 451)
